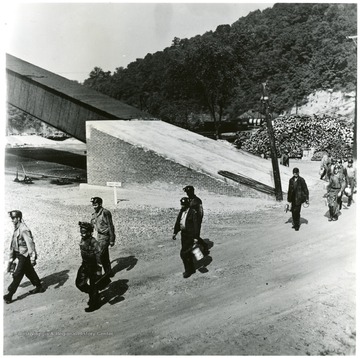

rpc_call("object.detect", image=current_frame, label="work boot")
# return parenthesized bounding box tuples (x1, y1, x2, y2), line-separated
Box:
(30, 285, 45, 294)
(183, 270, 195, 279)
(85, 295, 101, 312)
(328, 207, 333, 221)
(3, 293, 13, 304)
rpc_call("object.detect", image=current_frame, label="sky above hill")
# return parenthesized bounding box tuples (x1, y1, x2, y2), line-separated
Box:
(3, 1, 274, 83)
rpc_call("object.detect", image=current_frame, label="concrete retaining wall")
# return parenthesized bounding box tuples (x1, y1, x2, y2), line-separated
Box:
(86, 128, 265, 198)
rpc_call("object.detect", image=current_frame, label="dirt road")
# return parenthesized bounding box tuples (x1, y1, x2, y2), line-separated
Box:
(3, 156, 356, 355)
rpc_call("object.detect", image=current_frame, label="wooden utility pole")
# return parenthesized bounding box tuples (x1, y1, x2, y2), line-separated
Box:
(261, 82, 283, 201)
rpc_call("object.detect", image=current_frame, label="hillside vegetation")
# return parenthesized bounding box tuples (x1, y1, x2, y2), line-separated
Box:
(7, 4, 356, 160)
(82, 3, 356, 135)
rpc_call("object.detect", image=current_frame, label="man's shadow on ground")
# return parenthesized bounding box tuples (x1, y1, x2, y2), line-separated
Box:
(285, 217, 309, 226)
(98, 255, 138, 308)
(14, 269, 70, 302)
(195, 239, 214, 273)
(324, 210, 343, 219)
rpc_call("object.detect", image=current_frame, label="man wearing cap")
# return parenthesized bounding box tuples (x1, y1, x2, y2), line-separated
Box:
(172, 197, 200, 278)
(90, 197, 116, 277)
(76, 222, 103, 312)
(4, 210, 45, 304)
(327, 165, 346, 221)
(287, 168, 309, 231)
(344, 159, 356, 207)
(183, 185, 209, 255)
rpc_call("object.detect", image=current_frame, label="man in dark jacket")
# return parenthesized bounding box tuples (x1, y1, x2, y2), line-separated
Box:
(90, 197, 116, 277)
(76, 221, 103, 312)
(172, 197, 200, 278)
(287, 168, 309, 231)
(183, 186, 209, 255)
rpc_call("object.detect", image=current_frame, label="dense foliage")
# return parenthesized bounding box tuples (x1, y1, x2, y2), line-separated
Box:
(83, 3, 357, 136)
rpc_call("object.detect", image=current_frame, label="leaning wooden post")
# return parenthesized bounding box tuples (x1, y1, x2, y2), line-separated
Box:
(261, 82, 283, 201)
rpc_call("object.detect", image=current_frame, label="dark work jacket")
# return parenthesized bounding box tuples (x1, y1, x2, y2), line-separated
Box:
(189, 195, 204, 226)
(79, 236, 102, 272)
(287, 176, 309, 206)
(174, 208, 199, 252)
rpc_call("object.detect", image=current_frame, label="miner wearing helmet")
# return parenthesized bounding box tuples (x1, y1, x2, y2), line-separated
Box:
(183, 185, 210, 255)
(344, 158, 356, 207)
(172, 197, 200, 278)
(326, 165, 346, 221)
(3, 210, 45, 304)
(75, 221, 103, 312)
(90, 197, 116, 277)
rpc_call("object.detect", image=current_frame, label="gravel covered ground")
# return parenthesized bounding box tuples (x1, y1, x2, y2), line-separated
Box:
(2, 144, 357, 355)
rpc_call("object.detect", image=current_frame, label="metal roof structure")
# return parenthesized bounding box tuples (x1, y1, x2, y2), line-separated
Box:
(6, 53, 149, 142)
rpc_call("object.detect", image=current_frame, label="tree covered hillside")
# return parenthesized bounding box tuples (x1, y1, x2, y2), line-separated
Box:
(83, 3, 357, 136)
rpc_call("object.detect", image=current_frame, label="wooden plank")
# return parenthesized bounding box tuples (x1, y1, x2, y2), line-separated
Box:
(218, 170, 280, 196)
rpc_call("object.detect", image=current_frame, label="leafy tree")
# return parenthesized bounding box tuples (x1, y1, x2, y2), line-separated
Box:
(82, 3, 357, 133)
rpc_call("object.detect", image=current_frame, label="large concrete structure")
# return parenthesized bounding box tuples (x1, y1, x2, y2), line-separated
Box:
(6, 54, 148, 142)
(86, 120, 304, 197)
(7, 54, 300, 198)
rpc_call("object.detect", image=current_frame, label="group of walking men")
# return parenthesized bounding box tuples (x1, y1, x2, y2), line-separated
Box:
(320, 152, 356, 221)
(5, 159, 355, 311)
(286, 156, 356, 230)
(4, 185, 210, 312)
(4, 196, 116, 312)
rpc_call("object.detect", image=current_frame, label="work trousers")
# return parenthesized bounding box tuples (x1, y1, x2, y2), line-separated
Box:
(98, 240, 111, 275)
(180, 232, 195, 273)
(347, 177, 356, 203)
(291, 203, 302, 229)
(327, 188, 341, 218)
(8, 253, 41, 295)
(320, 167, 327, 180)
(75, 263, 100, 304)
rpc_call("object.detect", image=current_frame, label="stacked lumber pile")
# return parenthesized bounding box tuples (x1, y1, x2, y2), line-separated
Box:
(240, 114, 353, 160)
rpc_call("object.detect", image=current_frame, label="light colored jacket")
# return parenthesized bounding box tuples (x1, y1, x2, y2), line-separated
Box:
(10, 222, 37, 262)
(91, 207, 116, 244)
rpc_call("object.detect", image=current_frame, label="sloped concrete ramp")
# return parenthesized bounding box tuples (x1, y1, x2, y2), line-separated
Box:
(86, 120, 317, 197)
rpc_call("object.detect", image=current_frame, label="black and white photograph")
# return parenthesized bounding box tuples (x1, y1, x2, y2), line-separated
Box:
(2, 1, 357, 355)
